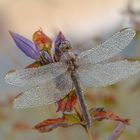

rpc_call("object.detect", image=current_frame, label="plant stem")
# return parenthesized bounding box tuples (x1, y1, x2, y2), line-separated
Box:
(74, 104, 93, 140)
(85, 127, 93, 140)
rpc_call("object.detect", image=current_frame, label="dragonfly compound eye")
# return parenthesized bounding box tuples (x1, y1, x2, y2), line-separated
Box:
(60, 41, 72, 52)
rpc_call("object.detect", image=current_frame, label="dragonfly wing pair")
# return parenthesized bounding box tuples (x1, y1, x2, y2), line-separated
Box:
(5, 28, 140, 108)
(77, 28, 140, 87)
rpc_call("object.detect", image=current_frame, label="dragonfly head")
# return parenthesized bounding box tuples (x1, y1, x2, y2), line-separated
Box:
(59, 40, 72, 52)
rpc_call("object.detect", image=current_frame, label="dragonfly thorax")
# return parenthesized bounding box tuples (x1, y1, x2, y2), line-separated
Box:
(61, 51, 78, 71)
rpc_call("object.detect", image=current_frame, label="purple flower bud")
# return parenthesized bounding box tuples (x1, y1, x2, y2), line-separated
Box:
(9, 31, 40, 60)
(44, 52, 53, 63)
(55, 32, 66, 49)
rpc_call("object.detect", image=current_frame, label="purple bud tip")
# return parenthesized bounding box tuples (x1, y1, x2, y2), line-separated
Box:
(9, 31, 40, 60)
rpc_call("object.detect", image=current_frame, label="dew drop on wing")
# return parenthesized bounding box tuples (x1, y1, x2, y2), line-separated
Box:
(4, 62, 68, 88)
(77, 28, 136, 65)
(14, 73, 72, 108)
(77, 60, 140, 87)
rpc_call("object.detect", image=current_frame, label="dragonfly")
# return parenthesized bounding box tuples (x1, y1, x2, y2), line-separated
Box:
(4, 28, 140, 128)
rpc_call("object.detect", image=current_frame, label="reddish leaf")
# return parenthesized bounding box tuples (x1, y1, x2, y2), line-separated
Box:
(56, 90, 77, 112)
(34, 118, 66, 132)
(108, 122, 126, 140)
(90, 108, 107, 121)
(34, 113, 81, 133)
(106, 111, 130, 125)
(33, 30, 54, 63)
(33, 29, 52, 52)
(90, 108, 130, 125)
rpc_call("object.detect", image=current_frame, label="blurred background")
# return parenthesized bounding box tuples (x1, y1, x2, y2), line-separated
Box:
(0, 0, 140, 139)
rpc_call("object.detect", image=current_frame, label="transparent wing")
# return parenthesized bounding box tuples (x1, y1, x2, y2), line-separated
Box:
(14, 72, 72, 108)
(77, 28, 136, 65)
(78, 60, 140, 87)
(4, 62, 68, 87)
